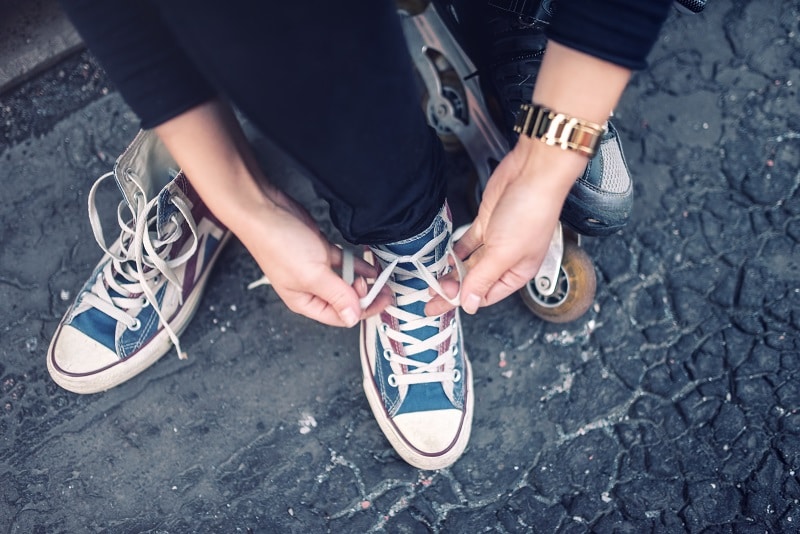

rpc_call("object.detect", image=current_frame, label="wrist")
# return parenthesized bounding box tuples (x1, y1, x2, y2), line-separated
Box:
(188, 165, 279, 237)
(512, 133, 590, 199)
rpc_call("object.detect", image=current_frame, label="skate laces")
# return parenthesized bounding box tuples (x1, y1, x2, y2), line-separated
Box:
(360, 231, 465, 387)
(81, 172, 198, 360)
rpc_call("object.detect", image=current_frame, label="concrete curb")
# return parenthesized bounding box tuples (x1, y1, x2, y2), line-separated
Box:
(0, 0, 83, 94)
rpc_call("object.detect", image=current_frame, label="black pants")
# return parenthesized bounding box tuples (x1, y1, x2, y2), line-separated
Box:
(110, 1, 449, 244)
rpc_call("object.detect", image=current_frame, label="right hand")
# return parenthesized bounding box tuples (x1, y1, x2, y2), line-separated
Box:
(238, 186, 390, 327)
(153, 99, 390, 327)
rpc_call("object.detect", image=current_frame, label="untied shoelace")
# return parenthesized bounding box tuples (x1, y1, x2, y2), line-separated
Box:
(82, 171, 198, 360)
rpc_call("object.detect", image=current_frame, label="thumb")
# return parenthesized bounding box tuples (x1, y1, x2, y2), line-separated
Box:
(458, 247, 511, 315)
(314, 270, 362, 327)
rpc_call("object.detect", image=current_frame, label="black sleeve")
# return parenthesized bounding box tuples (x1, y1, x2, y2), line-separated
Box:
(59, 0, 217, 129)
(546, 0, 673, 70)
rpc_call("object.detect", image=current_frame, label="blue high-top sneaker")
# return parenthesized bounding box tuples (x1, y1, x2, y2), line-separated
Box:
(47, 130, 230, 394)
(360, 204, 473, 470)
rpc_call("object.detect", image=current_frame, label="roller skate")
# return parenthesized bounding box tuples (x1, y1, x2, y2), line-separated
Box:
(397, 0, 636, 322)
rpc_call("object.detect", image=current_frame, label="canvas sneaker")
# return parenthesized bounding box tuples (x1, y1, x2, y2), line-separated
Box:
(359, 204, 473, 470)
(47, 130, 230, 394)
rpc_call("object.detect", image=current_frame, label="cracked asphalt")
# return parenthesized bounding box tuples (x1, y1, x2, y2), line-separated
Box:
(1, 1, 799, 532)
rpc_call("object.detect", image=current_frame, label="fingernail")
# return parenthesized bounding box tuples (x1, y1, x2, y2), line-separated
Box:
(341, 308, 359, 328)
(463, 293, 481, 314)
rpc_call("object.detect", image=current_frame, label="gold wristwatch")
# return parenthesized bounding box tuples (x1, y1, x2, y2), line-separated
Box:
(513, 103, 606, 158)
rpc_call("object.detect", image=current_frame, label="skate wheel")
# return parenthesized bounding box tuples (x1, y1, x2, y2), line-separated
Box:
(519, 240, 596, 323)
(422, 73, 467, 152)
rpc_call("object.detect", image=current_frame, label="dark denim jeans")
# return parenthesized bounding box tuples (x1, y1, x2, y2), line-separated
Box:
(164, 1, 448, 244)
(65, 0, 447, 244)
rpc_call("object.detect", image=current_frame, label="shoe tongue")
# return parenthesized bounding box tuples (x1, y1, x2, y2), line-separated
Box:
(155, 172, 188, 239)
(379, 213, 444, 292)
(113, 129, 181, 209)
(155, 185, 177, 239)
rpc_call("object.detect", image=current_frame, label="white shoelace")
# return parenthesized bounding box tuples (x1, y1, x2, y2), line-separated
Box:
(81, 172, 198, 360)
(360, 231, 465, 387)
(245, 224, 468, 387)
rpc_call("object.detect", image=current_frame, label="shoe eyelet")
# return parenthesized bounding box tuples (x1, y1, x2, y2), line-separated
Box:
(140, 299, 150, 309)
(387, 374, 398, 387)
(452, 345, 459, 356)
(452, 369, 462, 383)
(380, 323, 389, 333)
(128, 318, 142, 331)
(383, 349, 392, 361)
(123, 168, 136, 182)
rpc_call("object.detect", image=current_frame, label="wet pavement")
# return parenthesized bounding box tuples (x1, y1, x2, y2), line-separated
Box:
(1, 1, 799, 532)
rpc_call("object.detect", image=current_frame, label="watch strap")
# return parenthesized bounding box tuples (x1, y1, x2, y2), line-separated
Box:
(513, 103, 605, 157)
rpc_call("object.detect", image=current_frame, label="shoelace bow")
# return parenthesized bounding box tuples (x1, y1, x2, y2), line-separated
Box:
(360, 231, 465, 387)
(81, 171, 198, 360)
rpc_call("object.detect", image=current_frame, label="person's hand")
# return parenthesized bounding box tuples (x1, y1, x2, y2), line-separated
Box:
(240, 185, 391, 327)
(154, 100, 391, 328)
(426, 135, 589, 316)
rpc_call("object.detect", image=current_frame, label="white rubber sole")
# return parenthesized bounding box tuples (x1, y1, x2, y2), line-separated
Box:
(360, 315, 474, 470)
(47, 232, 231, 394)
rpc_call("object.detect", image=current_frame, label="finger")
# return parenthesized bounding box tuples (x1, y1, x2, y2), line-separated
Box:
(343, 276, 390, 318)
(452, 222, 484, 260)
(480, 269, 532, 308)
(459, 247, 519, 314)
(361, 286, 392, 318)
(424, 273, 460, 316)
(426, 269, 460, 297)
(329, 246, 379, 279)
(353, 256, 379, 278)
(425, 249, 485, 315)
(353, 276, 368, 298)
(303, 269, 363, 327)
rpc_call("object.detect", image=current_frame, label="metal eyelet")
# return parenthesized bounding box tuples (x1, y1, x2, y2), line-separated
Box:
(380, 323, 389, 333)
(128, 318, 142, 331)
(452, 345, 459, 356)
(383, 349, 392, 361)
(387, 374, 398, 387)
(452, 369, 462, 383)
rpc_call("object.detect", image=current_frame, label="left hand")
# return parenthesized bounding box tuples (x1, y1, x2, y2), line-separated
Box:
(426, 135, 589, 316)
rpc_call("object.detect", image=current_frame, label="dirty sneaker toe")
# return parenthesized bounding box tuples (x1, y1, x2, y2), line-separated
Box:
(47, 130, 229, 394)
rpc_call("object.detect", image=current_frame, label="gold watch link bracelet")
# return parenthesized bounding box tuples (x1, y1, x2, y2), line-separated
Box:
(513, 103, 606, 158)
